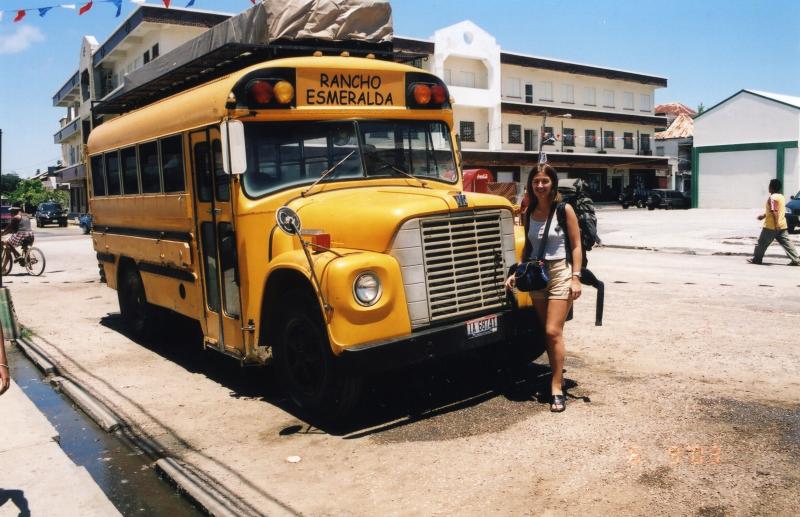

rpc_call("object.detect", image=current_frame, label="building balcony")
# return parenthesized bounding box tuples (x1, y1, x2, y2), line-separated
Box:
(54, 118, 80, 144)
(53, 70, 80, 107)
(448, 85, 495, 108)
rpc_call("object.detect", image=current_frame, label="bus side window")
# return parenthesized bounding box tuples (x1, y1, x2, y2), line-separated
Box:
(162, 135, 186, 193)
(90, 155, 106, 196)
(139, 141, 161, 194)
(121, 146, 140, 195)
(105, 151, 121, 196)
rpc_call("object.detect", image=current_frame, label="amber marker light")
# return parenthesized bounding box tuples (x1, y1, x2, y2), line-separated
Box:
(413, 84, 432, 105)
(250, 80, 274, 104)
(274, 80, 295, 104)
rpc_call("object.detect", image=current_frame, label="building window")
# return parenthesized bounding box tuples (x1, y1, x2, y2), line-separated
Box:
(656, 146, 665, 156)
(603, 90, 615, 108)
(640, 94, 651, 112)
(460, 121, 475, 142)
(505, 77, 521, 98)
(562, 84, 574, 104)
(563, 128, 575, 147)
(540, 81, 553, 101)
(623, 132, 633, 149)
(584, 87, 596, 106)
(151, 43, 159, 60)
(143, 49, 151, 65)
(460, 71, 475, 88)
(640, 133, 651, 152)
(604, 131, 615, 148)
(443, 69, 452, 84)
(585, 129, 596, 148)
(543, 126, 554, 143)
(623, 92, 634, 110)
(524, 129, 536, 151)
(525, 84, 533, 104)
(508, 124, 522, 144)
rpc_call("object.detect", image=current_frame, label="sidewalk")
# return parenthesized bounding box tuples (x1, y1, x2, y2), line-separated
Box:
(0, 366, 120, 516)
(596, 208, 800, 260)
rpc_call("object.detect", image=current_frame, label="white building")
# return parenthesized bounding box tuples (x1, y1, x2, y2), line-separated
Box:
(395, 21, 669, 201)
(692, 90, 800, 208)
(52, 5, 230, 213)
(655, 103, 695, 193)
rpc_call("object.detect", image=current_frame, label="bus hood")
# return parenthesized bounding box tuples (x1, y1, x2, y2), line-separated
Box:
(287, 186, 512, 252)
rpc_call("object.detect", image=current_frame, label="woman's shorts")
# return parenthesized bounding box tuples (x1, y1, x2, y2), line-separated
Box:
(532, 258, 572, 301)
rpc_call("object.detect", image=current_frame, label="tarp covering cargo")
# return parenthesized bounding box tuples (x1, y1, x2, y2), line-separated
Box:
(95, 0, 394, 114)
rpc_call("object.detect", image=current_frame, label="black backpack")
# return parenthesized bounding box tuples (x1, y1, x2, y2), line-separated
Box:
(556, 178, 604, 326)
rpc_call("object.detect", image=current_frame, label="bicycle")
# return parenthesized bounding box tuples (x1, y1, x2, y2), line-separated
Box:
(1, 238, 46, 276)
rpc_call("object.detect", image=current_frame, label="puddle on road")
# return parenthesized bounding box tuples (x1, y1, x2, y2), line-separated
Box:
(8, 344, 203, 517)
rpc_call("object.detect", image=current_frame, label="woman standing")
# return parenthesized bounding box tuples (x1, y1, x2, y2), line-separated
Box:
(505, 165, 582, 412)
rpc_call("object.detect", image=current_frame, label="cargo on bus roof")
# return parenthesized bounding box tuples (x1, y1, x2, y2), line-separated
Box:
(93, 0, 423, 116)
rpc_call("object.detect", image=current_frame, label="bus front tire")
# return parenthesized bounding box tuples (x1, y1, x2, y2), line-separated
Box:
(118, 266, 154, 338)
(274, 290, 361, 419)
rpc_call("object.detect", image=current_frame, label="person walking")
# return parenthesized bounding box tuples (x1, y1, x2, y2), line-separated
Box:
(505, 164, 583, 412)
(747, 179, 800, 266)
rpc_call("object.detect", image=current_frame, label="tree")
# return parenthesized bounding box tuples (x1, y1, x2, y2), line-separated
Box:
(8, 179, 68, 213)
(696, 102, 706, 114)
(1, 173, 22, 197)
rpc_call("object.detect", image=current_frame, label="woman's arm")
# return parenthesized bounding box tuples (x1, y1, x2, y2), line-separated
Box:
(565, 204, 583, 300)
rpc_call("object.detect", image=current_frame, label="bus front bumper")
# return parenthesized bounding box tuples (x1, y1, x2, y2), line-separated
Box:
(337, 308, 535, 374)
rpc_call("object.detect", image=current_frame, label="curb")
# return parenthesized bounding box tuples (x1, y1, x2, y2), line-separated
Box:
(13, 332, 261, 517)
(49, 376, 125, 433)
(15, 337, 56, 375)
(601, 244, 789, 259)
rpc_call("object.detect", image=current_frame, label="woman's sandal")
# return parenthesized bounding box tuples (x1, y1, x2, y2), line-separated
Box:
(550, 394, 566, 413)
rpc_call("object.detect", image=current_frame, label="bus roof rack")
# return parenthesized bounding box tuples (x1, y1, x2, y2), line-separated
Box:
(93, 0, 424, 116)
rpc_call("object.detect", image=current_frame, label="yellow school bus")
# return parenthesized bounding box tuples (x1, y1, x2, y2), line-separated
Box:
(87, 55, 538, 415)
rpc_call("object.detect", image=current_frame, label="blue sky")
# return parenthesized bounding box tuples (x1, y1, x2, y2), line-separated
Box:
(1, 0, 798, 177)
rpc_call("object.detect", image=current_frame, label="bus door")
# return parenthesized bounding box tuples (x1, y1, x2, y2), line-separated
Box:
(189, 127, 244, 356)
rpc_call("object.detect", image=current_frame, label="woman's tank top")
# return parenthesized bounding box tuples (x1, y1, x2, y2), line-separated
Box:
(527, 214, 566, 260)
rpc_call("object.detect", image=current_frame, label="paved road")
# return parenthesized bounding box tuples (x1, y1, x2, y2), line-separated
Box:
(4, 218, 799, 516)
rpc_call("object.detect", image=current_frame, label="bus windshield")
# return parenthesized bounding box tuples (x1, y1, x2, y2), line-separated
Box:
(242, 120, 456, 198)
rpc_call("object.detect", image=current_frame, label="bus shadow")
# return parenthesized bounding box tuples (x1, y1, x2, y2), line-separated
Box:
(100, 311, 562, 437)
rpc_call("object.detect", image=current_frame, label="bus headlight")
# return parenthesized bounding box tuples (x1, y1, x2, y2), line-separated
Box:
(353, 272, 382, 306)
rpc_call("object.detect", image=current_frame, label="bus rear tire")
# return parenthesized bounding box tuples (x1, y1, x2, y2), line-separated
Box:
(118, 265, 155, 338)
(274, 289, 361, 420)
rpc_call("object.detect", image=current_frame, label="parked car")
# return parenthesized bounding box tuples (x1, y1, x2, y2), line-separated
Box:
(0, 206, 11, 229)
(646, 189, 691, 210)
(786, 191, 800, 233)
(36, 202, 68, 227)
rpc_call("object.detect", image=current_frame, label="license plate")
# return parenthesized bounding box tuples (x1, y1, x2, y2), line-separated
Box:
(466, 314, 498, 339)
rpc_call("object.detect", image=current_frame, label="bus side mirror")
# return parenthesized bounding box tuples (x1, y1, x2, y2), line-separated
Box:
(220, 120, 247, 175)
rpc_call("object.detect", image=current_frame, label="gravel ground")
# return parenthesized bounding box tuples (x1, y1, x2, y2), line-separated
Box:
(4, 216, 799, 516)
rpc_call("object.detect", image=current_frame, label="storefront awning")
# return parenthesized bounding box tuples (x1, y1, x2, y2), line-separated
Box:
(461, 150, 668, 170)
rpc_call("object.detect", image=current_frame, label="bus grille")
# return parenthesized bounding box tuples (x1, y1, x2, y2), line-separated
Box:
(420, 213, 507, 322)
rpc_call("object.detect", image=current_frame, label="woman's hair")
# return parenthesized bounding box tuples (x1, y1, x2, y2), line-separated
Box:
(769, 178, 782, 193)
(524, 164, 562, 217)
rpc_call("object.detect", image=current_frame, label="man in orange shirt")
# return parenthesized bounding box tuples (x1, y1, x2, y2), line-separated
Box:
(748, 179, 800, 266)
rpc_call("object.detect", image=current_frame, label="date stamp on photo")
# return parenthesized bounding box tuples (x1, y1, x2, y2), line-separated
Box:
(627, 445, 722, 466)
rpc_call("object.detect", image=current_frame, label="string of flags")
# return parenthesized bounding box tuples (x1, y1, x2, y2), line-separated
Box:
(0, 0, 258, 22)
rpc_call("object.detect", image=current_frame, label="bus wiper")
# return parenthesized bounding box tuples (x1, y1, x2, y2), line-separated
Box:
(364, 150, 429, 188)
(301, 150, 356, 197)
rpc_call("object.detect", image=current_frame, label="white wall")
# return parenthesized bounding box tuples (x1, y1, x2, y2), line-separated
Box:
(694, 92, 800, 147)
(698, 150, 775, 208)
